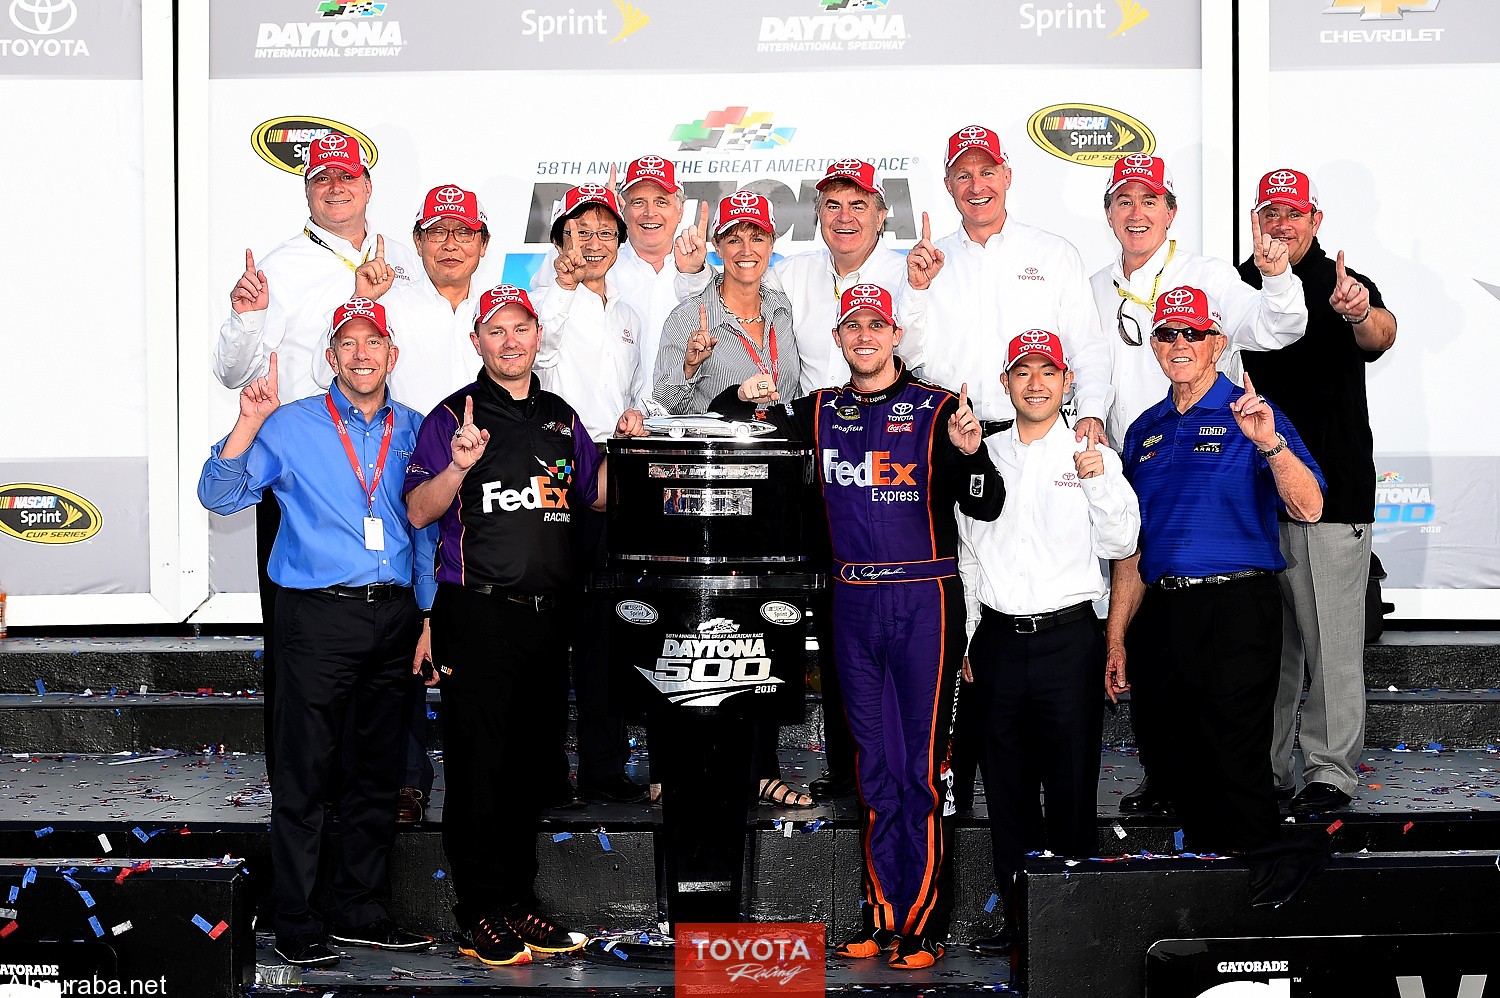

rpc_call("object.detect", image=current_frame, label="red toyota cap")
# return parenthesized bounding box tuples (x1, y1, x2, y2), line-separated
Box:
(714, 190, 776, 236)
(817, 159, 884, 196)
(474, 285, 539, 325)
(1005, 329, 1068, 372)
(331, 297, 391, 338)
(1254, 168, 1320, 213)
(945, 125, 1008, 167)
(836, 283, 898, 326)
(304, 132, 367, 180)
(1106, 154, 1175, 196)
(1152, 286, 1221, 332)
(416, 184, 486, 230)
(621, 155, 680, 194)
(558, 183, 622, 219)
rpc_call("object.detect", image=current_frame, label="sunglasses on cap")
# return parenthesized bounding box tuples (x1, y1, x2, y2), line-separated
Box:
(1151, 326, 1221, 344)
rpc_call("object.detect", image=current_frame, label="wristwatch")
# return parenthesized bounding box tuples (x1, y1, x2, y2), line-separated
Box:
(1257, 432, 1288, 459)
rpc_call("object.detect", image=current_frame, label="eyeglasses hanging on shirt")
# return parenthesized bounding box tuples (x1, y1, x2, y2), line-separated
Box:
(1111, 239, 1176, 347)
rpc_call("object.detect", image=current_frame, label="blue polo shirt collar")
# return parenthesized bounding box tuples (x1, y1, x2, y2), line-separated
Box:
(328, 379, 392, 426)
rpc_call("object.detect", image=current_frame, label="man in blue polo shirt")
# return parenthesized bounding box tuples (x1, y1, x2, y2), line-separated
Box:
(199, 298, 434, 967)
(1104, 285, 1324, 862)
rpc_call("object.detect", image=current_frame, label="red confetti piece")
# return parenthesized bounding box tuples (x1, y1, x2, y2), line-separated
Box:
(1368, 784, 1382, 789)
(1402, 821, 1414, 834)
(0, 921, 16, 938)
(208, 920, 228, 940)
(114, 860, 151, 884)
(196, 688, 213, 695)
(1325, 819, 1343, 834)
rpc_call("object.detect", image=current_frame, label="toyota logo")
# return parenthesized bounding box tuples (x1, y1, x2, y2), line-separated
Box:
(1268, 170, 1299, 187)
(435, 186, 465, 204)
(1162, 288, 1195, 307)
(892, 402, 913, 416)
(9, 0, 76, 35)
(346, 297, 376, 311)
(577, 183, 608, 199)
(958, 126, 987, 141)
(317, 134, 349, 153)
(1122, 153, 1155, 169)
(1019, 328, 1050, 345)
(492, 285, 522, 298)
(849, 283, 882, 298)
(636, 155, 665, 171)
(730, 191, 760, 208)
(831, 158, 863, 171)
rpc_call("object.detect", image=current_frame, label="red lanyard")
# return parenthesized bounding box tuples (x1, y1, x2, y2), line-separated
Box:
(730, 323, 779, 384)
(325, 393, 394, 514)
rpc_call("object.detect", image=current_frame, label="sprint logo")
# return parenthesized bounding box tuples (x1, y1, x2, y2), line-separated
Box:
(520, 0, 650, 44)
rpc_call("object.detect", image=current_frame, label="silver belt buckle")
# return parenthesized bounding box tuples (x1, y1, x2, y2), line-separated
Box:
(1015, 615, 1039, 634)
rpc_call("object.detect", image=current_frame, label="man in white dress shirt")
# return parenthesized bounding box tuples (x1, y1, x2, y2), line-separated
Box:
(900, 125, 1109, 445)
(1089, 153, 1306, 814)
(957, 329, 1139, 956)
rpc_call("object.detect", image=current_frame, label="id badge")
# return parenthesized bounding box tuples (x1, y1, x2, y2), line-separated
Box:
(364, 516, 385, 551)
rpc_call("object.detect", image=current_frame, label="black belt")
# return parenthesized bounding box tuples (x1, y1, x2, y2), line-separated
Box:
(980, 419, 1014, 438)
(465, 585, 557, 611)
(318, 583, 410, 602)
(983, 600, 1095, 634)
(1154, 569, 1269, 590)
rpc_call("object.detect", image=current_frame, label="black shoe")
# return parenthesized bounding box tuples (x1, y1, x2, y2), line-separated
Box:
(888, 933, 945, 969)
(1289, 782, 1351, 815)
(275, 937, 340, 967)
(456, 916, 531, 966)
(808, 770, 856, 802)
(579, 773, 649, 804)
(969, 928, 1014, 957)
(546, 779, 586, 810)
(330, 916, 434, 951)
(834, 926, 899, 959)
(1119, 777, 1173, 815)
(1274, 784, 1297, 802)
(502, 905, 589, 954)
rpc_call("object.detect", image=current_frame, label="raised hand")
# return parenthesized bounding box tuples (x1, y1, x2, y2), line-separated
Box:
(673, 201, 711, 275)
(683, 304, 718, 378)
(1074, 435, 1104, 479)
(449, 396, 490, 471)
(906, 211, 945, 290)
(948, 382, 982, 454)
(353, 234, 396, 300)
(1229, 372, 1278, 450)
(239, 351, 280, 422)
(230, 249, 269, 314)
(554, 246, 586, 290)
(1251, 210, 1288, 277)
(1328, 249, 1369, 319)
(615, 407, 647, 437)
(737, 372, 779, 404)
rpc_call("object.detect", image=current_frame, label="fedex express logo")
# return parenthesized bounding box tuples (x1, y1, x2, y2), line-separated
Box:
(822, 449, 920, 504)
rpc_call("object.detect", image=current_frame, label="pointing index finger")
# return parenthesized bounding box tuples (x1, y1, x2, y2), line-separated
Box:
(244, 248, 256, 273)
(1243, 372, 1257, 397)
(921, 211, 931, 243)
(375, 234, 385, 261)
(463, 395, 474, 427)
(699, 303, 708, 329)
(1250, 209, 1262, 243)
(697, 201, 709, 238)
(1335, 249, 1348, 283)
(958, 382, 969, 411)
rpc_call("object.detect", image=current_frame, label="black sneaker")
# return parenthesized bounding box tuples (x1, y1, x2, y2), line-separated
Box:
(274, 937, 340, 967)
(330, 916, 435, 951)
(456, 916, 531, 966)
(888, 933, 945, 969)
(503, 905, 589, 954)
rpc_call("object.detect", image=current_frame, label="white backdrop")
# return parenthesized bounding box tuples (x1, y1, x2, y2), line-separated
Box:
(3, 0, 1491, 625)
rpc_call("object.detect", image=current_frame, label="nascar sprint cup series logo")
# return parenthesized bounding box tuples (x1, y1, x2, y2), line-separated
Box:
(0, 483, 102, 544)
(1027, 103, 1155, 167)
(250, 116, 378, 175)
(639, 617, 786, 708)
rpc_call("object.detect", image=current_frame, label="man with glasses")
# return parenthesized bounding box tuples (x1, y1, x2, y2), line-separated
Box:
(1105, 286, 1324, 894)
(1239, 169, 1397, 817)
(1090, 154, 1309, 815)
(213, 131, 418, 785)
(533, 183, 650, 805)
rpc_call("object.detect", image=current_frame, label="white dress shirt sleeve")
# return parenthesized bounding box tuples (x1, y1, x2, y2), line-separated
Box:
(1055, 245, 1113, 423)
(1207, 258, 1307, 352)
(956, 514, 984, 648)
(895, 284, 930, 374)
(213, 303, 278, 390)
(1079, 443, 1141, 559)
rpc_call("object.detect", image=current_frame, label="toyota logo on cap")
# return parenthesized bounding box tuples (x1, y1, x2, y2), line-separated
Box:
(959, 126, 987, 141)
(637, 155, 664, 171)
(1020, 328, 1050, 345)
(318, 134, 348, 152)
(1163, 288, 1194, 307)
(730, 191, 759, 208)
(831, 158, 862, 171)
(579, 183, 607, 198)
(435, 186, 465, 204)
(1122, 153, 1154, 169)
(347, 297, 375, 311)
(1268, 170, 1298, 187)
(1005, 328, 1068, 372)
(849, 283, 882, 299)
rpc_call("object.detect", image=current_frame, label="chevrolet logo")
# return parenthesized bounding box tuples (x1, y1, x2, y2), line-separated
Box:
(1324, 0, 1440, 20)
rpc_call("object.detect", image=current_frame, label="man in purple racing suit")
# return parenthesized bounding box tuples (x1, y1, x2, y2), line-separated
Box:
(713, 283, 1003, 968)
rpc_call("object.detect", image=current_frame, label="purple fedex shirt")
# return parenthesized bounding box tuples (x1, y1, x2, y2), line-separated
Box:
(404, 372, 600, 594)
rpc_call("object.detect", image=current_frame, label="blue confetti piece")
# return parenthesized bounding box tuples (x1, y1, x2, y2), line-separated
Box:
(432, 869, 446, 880)
(426, 708, 437, 720)
(7, 887, 17, 903)
(88, 916, 103, 937)
(552, 832, 573, 842)
(34, 826, 53, 838)
(191, 914, 214, 934)
(639, 933, 651, 944)
(108, 687, 117, 696)
(984, 893, 999, 914)
(614, 946, 629, 961)
(22, 868, 36, 887)
(34, 679, 45, 695)
(253, 649, 263, 660)
(63, 875, 80, 890)
(1173, 829, 1185, 851)
(79, 891, 95, 909)
(628, 737, 638, 749)
(131, 827, 149, 843)
(1394, 743, 1409, 752)
(598, 832, 612, 852)
(1427, 740, 1445, 752)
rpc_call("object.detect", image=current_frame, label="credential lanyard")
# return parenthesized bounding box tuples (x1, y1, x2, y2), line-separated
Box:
(304, 227, 369, 275)
(325, 393, 394, 515)
(730, 323, 779, 385)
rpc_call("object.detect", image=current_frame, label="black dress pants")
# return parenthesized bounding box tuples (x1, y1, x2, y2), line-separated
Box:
(270, 587, 418, 942)
(433, 583, 565, 927)
(565, 503, 630, 784)
(255, 496, 281, 778)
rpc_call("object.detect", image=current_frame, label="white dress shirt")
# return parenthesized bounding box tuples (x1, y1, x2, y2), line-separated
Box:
(381, 271, 483, 418)
(898, 219, 1109, 423)
(534, 272, 646, 443)
(533, 242, 710, 387)
(213, 219, 419, 401)
(1090, 240, 1307, 444)
(766, 244, 911, 392)
(957, 416, 1140, 644)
